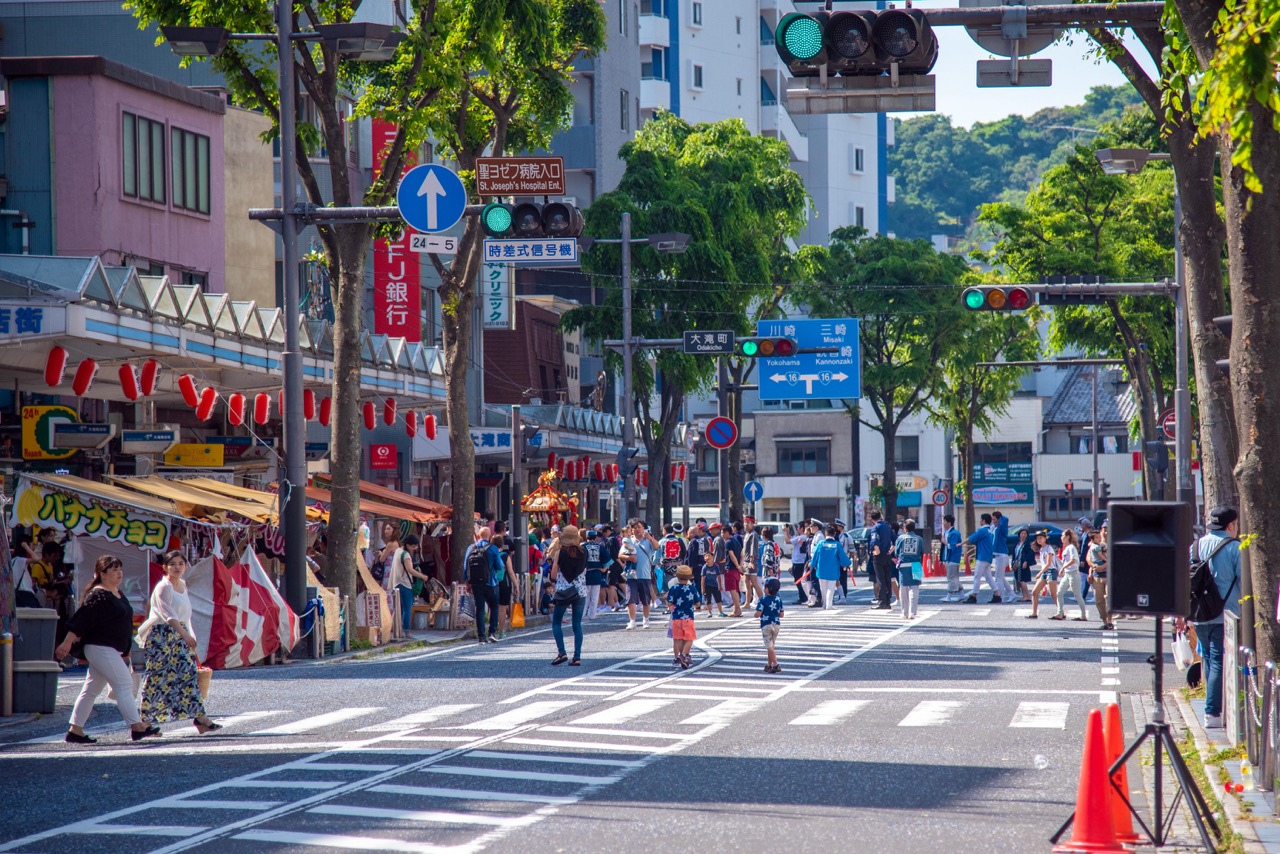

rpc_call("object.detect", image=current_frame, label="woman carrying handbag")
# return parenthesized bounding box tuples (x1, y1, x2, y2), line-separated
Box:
(549, 526, 587, 666)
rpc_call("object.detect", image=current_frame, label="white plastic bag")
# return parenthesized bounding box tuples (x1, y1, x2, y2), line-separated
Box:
(1172, 630, 1194, 672)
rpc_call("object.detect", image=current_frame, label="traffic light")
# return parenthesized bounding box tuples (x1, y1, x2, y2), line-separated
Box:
(1213, 315, 1232, 376)
(1099, 480, 1111, 501)
(775, 10, 938, 78)
(1064, 482, 1074, 497)
(616, 446, 640, 477)
(479, 202, 584, 239)
(518, 424, 539, 463)
(1144, 440, 1169, 474)
(962, 286, 1033, 311)
(735, 337, 798, 358)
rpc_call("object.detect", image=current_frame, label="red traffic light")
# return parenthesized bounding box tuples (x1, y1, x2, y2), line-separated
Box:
(774, 338, 796, 356)
(1007, 287, 1031, 310)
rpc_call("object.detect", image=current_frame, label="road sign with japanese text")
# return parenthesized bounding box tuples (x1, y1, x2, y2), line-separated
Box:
(482, 238, 578, 266)
(373, 118, 421, 341)
(482, 263, 514, 330)
(475, 156, 565, 195)
(756, 317, 861, 401)
(682, 330, 735, 355)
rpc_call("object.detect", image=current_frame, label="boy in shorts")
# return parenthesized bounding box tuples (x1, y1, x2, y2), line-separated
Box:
(702, 544, 727, 618)
(756, 577, 785, 673)
(666, 565, 701, 669)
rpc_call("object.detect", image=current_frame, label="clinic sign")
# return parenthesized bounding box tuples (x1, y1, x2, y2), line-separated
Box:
(11, 477, 171, 549)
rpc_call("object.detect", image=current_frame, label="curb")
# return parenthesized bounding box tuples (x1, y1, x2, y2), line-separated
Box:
(1173, 692, 1269, 854)
(0, 712, 38, 729)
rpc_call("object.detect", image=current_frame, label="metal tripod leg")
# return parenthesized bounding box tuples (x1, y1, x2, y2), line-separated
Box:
(1160, 726, 1221, 851)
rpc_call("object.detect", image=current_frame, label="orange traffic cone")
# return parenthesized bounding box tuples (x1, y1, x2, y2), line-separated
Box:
(1103, 702, 1141, 844)
(1054, 708, 1127, 852)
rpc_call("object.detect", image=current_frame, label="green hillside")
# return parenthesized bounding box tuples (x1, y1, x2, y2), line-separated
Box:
(888, 84, 1144, 240)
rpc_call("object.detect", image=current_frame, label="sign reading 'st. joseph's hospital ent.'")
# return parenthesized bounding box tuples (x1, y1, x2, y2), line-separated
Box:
(475, 157, 565, 195)
(11, 477, 171, 549)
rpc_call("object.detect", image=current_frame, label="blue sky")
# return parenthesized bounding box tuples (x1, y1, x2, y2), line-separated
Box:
(891, 8, 1161, 126)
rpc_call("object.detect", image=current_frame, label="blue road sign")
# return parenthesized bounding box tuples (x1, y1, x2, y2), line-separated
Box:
(756, 317, 860, 401)
(397, 164, 467, 234)
(744, 480, 764, 502)
(705, 416, 738, 450)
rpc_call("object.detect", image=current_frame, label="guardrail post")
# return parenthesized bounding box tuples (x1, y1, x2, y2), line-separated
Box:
(1260, 661, 1275, 791)
(1245, 648, 1260, 765)
(449, 582, 460, 631)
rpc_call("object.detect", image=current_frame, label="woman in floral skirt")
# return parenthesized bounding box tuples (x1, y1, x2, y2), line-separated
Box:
(138, 550, 221, 733)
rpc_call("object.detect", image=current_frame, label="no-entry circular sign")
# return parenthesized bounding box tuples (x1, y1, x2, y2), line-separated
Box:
(1160, 407, 1177, 440)
(705, 416, 738, 450)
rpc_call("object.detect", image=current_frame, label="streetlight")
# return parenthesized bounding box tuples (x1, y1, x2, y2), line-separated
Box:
(1093, 148, 1193, 512)
(580, 216, 690, 524)
(161, 13, 401, 622)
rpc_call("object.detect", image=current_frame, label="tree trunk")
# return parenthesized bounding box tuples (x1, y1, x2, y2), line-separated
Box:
(1221, 121, 1280, 664)
(325, 234, 371, 600)
(960, 426, 976, 534)
(1171, 125, 1237, 511)
(880, 416, 899, 520)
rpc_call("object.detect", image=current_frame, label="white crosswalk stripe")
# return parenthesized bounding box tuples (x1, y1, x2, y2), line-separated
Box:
(456, 700, 579, 730)
(788, 700, 871, 726)
(1008, 701, 1071, 729)
(251, 708, 383, 736)
(898, 700, 965, 727)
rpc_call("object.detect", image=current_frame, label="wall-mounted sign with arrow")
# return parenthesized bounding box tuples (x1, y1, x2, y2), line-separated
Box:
(397, 163, 467, 234)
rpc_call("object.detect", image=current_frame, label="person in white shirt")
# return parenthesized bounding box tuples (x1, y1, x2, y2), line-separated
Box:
(1026, 531, 1062, 620)
(137, 550, 221, 733)
(1054, 529, 1087, 621)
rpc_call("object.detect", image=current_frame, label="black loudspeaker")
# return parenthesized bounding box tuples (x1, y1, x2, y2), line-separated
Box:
(1107, 501, 1192, 617)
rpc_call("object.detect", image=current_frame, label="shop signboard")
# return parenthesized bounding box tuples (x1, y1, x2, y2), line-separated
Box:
(22, 405, 78, 461)
(11, 476, 170, 549)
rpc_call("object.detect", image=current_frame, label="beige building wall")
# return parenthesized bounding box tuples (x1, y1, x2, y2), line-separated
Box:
(222, 105, 276, 306)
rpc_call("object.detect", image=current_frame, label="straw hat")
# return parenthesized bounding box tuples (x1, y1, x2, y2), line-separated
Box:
(676, 565, 694, 581)
(560, 525, 581, 546)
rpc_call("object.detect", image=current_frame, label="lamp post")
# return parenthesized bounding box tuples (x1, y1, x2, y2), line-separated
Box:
(161, 12, 402, 621)
(1094, 148, 1193, 511)
(581, 216, 690, 524)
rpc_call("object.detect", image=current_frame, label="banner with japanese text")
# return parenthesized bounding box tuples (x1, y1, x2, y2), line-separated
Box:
(11, 476, 171, 550)
(372, 118, 421, 341)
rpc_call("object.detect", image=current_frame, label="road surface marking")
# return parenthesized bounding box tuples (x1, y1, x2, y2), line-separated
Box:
(788, 700, 871, 726)
(457, 700, 578, 730)
(466, 750, 643, 768)
(232, 829, 452, 852)
(421, 764, 617, 785)
(573, 698, 673, 724)
(221, 780, 344, 790)
(680, 699, 765, 725)
(1009, 702, 1071, 729)
(370, 783, 576, 804)
(68, 823, 207, 837)
(501, 737, 658, 753)
(356, 705, 479, 732)
(308, 804, 533, 827)
(154, 799, 283, 811)
(898, 701, 965, 727)
(284, 762, 400, 772)
(1100, 691, 1119, 705)
(252, 708, 382, 736)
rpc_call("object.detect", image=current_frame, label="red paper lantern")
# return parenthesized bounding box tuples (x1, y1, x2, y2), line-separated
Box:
(118, 365, 141, 401)
(319, 396, 332, 427)
(363, 401, 376, 430)
(278, 390, 285, 416)
(579, 460, 588, 481)
(607, 464, 618, 484)
(178, 374, 199, 408)
(139, 359, 160, 396)
(383, 397, 396, 426)
(547, 452, 557, 471)
(679, 463, 687, 481)
(196, 386, 217, 421)
(228, 393, 246, 426)
(405, 410, 418, 438)
(72, 359, 99, 396)
(594, 462, 603, 481)
(555, 459, 566, 478)
(44, 346, 68, 387)
(424, 413, 437, 441)
(254, 392, 271, 425)
(303, 389, 316, 421)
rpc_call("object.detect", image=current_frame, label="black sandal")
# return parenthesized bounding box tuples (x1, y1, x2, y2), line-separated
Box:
(569, 659, 581, 666)
(131, 725, 162, 742)
(65, 731, 96, 744)
(194, 719, 223, 734)
(551, 653, 568, 666)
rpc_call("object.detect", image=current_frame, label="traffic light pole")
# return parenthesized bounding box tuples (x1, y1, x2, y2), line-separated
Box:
(511, 404, 524, 578)
(620, 212, 635, 526)
(1092, 366, 1099, 514)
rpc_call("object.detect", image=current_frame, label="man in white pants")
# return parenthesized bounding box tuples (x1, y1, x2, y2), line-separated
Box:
(963, 513, 1003, 604)
(990, 511, 1015, 602)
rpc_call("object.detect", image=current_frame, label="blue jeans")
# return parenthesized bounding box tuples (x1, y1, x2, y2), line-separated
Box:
(552, 595, 584, 659)
(1199, 622, 1226, 717)
(397, 585, 414, 632)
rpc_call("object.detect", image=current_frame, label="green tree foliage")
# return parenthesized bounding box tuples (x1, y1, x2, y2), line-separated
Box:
(888, 85, 1145, 238)
(795, 229, 971, 519)
(561, 114, 808, 528)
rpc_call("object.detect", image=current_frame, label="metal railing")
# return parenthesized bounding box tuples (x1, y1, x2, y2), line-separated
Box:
(1237, 645, 1280, 791)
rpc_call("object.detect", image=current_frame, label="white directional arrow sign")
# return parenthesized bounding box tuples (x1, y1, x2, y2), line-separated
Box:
(417, 169, 446, 230)
(396, 164, 466, 234)
(757, 318, 861, 401)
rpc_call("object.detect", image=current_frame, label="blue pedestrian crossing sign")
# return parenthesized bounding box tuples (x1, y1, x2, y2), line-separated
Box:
(396, 164, 467, 234)
(744, 480, 764, 502)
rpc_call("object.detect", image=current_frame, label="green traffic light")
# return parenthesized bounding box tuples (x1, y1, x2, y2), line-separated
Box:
(741, 340, 759, 357)
(481, 203, 512, 237)
(963, 288, 987, 310)
(778, 14, 824, 62)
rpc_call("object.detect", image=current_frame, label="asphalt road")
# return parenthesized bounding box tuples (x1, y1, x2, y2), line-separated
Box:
(0, 577, 1164, 853)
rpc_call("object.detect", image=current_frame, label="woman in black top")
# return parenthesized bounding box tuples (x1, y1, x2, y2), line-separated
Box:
(550, 525, 587, 666)
(56, 555, 161, 744)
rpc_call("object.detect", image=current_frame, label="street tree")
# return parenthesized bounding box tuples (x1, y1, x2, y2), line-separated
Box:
(130, 0, 605, 597)
(561, 114, 808, 530)
(927, 311, 1041, 533)
(796, 229, 970, 520)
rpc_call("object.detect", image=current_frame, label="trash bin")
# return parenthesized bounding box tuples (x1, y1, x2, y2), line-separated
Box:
(12, 660, 60, 714)
(13, 608, 58, 662)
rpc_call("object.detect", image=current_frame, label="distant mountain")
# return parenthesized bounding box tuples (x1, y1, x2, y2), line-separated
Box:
(887, 84, 1145, 240)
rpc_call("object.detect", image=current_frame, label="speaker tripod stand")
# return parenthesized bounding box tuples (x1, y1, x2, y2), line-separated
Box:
(1051, 619, 1222, 850)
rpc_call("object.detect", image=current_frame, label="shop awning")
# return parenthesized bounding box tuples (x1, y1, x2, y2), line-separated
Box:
(109, 476, 276, 523)
(177, 477, 327, 522)
(27, 473, 185, 519)
(304, 485, 438, 525)
(313, 476, 452, 519)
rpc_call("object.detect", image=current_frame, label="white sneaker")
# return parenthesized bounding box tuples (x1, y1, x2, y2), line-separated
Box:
(1205, 714, 1224, 729)
(625, 620, 635, 630)
(641, 620, 650, 629)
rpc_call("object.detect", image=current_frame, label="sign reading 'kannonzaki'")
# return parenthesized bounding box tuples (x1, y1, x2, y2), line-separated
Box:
(475, 157, 565, 195)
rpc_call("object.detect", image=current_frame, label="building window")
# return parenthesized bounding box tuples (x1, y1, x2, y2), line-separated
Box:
(180, 271, 208, 289)
(642, 47, 668, 80)
(170, 127, 211, 214)
(620, 89, 630, 131)
(736, 15, 742, 34)
(692, 64, 704, 89)
(736, 78, 743, 96)
(852, 146, 865, 173)
(699, 447, 718, 472)
(123, 112, 166, 204)
(855, 206, 865, 228)
(894, 435, 920, 470)
(692, 1, 702, 25)
(619, 0, 627, 34)
(777, 441, 831, 475)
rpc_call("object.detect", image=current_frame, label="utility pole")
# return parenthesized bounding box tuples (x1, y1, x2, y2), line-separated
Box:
(510, 404, 523, 576)
(718, 356, 729, 522)
(1092, 367, 1100, 514)
(620, 211, 635, 525)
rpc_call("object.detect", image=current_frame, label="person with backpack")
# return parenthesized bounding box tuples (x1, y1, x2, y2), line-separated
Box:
(758, 525, 781, 581)
(895, 519, 925, 619)
(464, 527, 504, 644)
(582, 529, 612, 620)
(1177, 506, 1241, 729)
(685, 524, 711, 605)
(658, 524, 688, 591)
